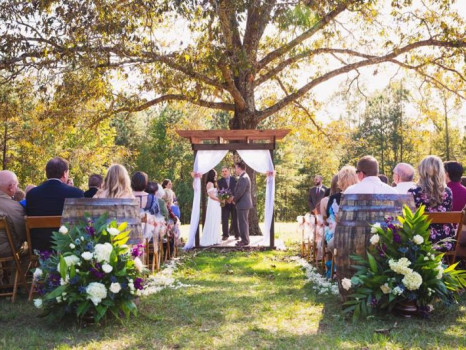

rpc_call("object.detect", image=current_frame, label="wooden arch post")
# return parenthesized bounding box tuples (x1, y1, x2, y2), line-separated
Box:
(177, 129, 290, 249)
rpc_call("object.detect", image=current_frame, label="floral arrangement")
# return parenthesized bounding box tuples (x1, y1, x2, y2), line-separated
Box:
(292, 256, 339, 295)
(218, 188, 232, 206)
(342, 205, 466, 320)
(32, 214, 146, 323)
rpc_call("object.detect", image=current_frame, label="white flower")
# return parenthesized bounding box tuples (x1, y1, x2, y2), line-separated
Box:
(342, 278, 352, 291)
(109, 282, 121, 294)
(56, 296, 62, 303)
(402, 271, 423, 291)
(389, 258, 413, 276)
(393, 286, 404, 295)
(57, 255, 80, 270)
(134, 257, 144, 273)
(33, 268, 43, 281)
(86, 282, 107, 306)
(413, 235, 424, 245)
(102, 263, 113, 273)
(107, 227, 120, 236)
(370, 234, 380, 245)
(436, 265, 444, 279)
(33, 298, 43, 308)
(69, 243, 75, 249)
(59, 225, 68, 234)
(81, 251, 93, 261)
(94, 243, 113, 262)
(380, 283, 391, 294)
(80, 236, 84, 241)
(371, 223, 381, 233)
(60, 276, 69, 286)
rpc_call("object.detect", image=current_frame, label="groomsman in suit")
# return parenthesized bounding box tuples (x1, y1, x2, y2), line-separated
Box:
(308, 175, 327, 214)
(231, 161, 252, 247)
(217, 166, 238, 240)
(26, 157, 84, 251)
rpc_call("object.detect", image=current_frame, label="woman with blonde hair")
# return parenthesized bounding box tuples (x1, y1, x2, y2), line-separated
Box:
(409, 155, 453, 250)
(94, 164, 134, 199)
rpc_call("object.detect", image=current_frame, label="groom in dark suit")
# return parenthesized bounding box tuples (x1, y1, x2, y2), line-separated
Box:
(26, 157, 84, 251)
(231, 161, 252, 247)
(217, 166, 238, 240)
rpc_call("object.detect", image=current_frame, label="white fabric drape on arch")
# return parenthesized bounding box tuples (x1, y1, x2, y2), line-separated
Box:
(237, 150, 275, 245)
(183, 150, 228, 250)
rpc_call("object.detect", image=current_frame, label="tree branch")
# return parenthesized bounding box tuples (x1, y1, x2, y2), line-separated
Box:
(256, 38, 466, 121)
(113, 94, 235, 114)
(257, 1, 352, 70)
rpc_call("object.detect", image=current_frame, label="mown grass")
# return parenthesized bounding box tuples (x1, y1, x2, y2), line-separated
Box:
(1, 225, 465, 349)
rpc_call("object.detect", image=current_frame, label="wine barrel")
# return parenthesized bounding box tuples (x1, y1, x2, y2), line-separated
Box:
(334, 194, 415, 296)
(61, 198, 143, 245)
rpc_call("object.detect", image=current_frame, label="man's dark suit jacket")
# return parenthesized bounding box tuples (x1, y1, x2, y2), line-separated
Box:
(217, 176, 237, 204)
(83, 187, 98, 198)
(26, 179, 84, 251)
(308, 185, 328, 213)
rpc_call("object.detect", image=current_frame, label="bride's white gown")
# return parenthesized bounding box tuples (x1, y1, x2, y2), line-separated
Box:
(200, 187, 221, 246)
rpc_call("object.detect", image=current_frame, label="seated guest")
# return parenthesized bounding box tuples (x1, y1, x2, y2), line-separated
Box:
(393, 163, 416, 194)
(320, 175, 338, 220)
(378, 174, 388, 184)
(13, 188, 25, 202)
(94, 164, 134, 199)
(19, 185, 36, 208)
(344, 156, 398, 194)
(162, 179, 180, 218)
(132, 171, 150, 209)
(325, 166, 359, 252)
(84, 174, 103, 198)
(0, 171, 26, 257)
(444, 161, 466, 211)
(26, 157, 84, 251)
(147, 181, 169, 220)
(409, 156, 454, 251)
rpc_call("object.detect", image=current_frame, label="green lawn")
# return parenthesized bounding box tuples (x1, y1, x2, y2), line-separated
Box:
(1, 225, 465, 349)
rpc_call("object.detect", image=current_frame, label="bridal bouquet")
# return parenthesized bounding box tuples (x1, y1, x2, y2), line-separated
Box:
(342, 205, 466, 320)
(32, 214, 146, 323)
(218, 188, 232, 207)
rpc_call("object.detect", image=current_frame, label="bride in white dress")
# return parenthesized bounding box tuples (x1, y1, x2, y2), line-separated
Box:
(200, 169, 222, 246)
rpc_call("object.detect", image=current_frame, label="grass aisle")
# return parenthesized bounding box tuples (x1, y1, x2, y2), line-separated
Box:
(1, 247, 465, 349)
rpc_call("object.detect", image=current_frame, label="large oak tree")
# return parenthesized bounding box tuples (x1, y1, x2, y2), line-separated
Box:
(1, 0, 464, 233)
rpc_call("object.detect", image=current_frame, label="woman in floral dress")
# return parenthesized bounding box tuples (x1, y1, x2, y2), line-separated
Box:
(408, 155, 454, 251)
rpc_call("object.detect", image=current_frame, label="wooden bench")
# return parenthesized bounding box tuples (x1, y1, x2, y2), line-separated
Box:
(24, 216, 62, 301)
(0, 217, 28, 302)
(426, 208, 465, 264)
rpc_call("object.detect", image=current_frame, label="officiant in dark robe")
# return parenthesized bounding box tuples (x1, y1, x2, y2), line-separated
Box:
(218, 166, 238, 240)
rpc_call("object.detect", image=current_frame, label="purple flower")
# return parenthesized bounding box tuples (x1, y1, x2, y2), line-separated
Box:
(49, 272, 61, 287)
(39, 250, 52, 261)
(85, 226, 95, 236)
(132, 244, 144, 258)
(370, 297, 378, 308)
(78, 286, 87, 294)
(377, 243, 387, 257)
(90, 266, 105, 279)
(134, 277, 144, 290)
(393, 232, 402, 244)
(384, 215, 394, 224)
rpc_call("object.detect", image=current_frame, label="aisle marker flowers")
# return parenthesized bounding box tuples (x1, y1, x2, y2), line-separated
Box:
(342, 206, 466, 320)
(33, 214, 146, 323)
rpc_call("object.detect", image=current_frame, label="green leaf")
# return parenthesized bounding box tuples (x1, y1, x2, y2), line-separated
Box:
(77, 300, 91, 317)
(59, 255, 67, 280)
(367, 252, 378, 273)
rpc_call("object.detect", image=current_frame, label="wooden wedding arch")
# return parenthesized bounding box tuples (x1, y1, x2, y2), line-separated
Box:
(176, 129, 290, 249)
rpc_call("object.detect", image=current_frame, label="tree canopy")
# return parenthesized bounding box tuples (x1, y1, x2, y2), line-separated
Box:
(1, 0, 464, 129)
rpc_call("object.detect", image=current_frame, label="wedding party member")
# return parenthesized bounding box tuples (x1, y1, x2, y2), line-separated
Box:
(27, 157, 84, 251)
(409, 156, 454, 251)
(308, 175, 327, 214)
(393, 163, 416, 194)
(200, 169, 222, 247)
(444, 161, 466, 211)
(84, 174, 103, 198)
(217, 166, 238, 240)
(0, 170, 26, 257)
(232, 161, 252, 247)
(344, 156, 398, 194)
(94, 164, 134, 199)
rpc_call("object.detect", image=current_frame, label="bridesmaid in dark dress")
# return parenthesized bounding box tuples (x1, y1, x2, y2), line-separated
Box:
(408, 155, 454, 251)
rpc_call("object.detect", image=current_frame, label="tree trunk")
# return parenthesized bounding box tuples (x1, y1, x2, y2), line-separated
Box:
(2, 121, 7, 170)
